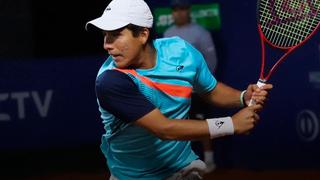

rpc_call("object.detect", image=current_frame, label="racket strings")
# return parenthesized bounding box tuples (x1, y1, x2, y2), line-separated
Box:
(265, 0, 318, 44)
(262, 0, 316, 46)
(259, 0, 320, 48)
(279, 0, 317, 46)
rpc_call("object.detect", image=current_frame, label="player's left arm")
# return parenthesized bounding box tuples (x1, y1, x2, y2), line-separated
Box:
(190, 40, 272, 108)
(200, 82, 273, 108)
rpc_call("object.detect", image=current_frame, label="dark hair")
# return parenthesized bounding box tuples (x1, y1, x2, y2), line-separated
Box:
(171, 0, 191, 8)
(126, 24, 156, 48)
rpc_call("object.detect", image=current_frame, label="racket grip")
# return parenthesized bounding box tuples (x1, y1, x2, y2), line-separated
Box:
(248, 79, 266, 106)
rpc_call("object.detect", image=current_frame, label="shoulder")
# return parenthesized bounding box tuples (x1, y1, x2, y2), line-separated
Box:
(96, 70, 135, 92)
(155, 37, 193, 60)
(155, 36, 201, 55)
(155, 36, 190, 51)
(190, 23, 208, 32)
(95, 70, 156, 122)
(163, 25, 177, 37)
(97, 56, 116, 77)
(154, 37, 204, 69)
(190, 23, 212, 37)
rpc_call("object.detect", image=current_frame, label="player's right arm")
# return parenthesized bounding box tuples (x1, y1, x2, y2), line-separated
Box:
(135, 105, 261, 140)
(96, 70, 261, 141)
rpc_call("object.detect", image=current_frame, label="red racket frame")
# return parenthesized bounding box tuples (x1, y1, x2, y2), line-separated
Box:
(257, 21, 320, 81)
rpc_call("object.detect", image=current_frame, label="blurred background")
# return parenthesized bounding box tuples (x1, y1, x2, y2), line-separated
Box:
(1, 0, 320, 179)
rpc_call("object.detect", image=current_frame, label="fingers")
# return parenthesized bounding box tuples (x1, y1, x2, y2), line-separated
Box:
(253, 112, 260, 123)
(261, 84, 273, 90)
(248, 84, 260, 94)
(252, 84, 272, 98)
(243, 111, 260, 134)
(253, 87, 269, 96)
(251, 83, 273, 92)
(247, 106, 260, 122)
(250, 84, 272, 106)
(251, 96, 267, 106)
(246, 106, 260, 127)
(245, 83, 272, 105)
(245, 106, 260, 124)
(249, 104, 263, 112)
(233, 105, 263, 134)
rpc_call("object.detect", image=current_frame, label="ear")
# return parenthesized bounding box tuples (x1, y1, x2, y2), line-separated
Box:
(139, 28, 150, 45)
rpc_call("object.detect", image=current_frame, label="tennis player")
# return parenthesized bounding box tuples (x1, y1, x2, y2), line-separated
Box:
(86, 0, 272, 179)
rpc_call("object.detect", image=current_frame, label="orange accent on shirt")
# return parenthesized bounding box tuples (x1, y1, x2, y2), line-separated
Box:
(114, 69, 192, 98)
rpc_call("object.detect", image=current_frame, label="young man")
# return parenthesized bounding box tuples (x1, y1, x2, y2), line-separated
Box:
(86, 0, 272, 179)
(164, 0, 219, 172)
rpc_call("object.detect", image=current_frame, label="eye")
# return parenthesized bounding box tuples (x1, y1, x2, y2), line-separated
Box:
(103, 31, 121, 39)
(104, 30, 122, 43)
(110, 31, 121, 37)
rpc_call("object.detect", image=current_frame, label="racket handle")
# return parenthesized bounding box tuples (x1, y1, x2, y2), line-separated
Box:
(248, 79, 266, 106)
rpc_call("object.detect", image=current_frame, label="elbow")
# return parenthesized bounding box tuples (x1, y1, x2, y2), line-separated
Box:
(157, 134, 177, 141)
(157, 133, 175, 141)
(157, 134, 170, 141)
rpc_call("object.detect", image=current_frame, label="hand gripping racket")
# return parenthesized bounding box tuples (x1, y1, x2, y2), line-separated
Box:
(249, 0, 320, 106)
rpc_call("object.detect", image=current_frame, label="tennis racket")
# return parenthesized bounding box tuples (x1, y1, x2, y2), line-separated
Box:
(249, 0, 320, 106)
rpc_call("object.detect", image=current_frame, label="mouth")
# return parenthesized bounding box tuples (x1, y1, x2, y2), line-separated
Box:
(110, 54, 122, 60)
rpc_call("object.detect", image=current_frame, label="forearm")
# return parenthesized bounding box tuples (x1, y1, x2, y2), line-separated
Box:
(205, 82, 242, 108)
(160, 119, 210, 140)
(161, 117, 234, 140)
(136, 109, 234, 141)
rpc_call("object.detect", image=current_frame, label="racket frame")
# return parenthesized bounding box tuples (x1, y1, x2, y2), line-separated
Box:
(248, 0, 320, 106)
(257, 0, 320, 81)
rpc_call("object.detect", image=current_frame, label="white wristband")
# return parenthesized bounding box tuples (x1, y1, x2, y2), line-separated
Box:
(206, 117, 234, 139)
(240, 90, 247, 107)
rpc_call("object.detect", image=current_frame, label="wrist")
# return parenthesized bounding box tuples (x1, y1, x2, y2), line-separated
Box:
(206, 117, 234, 139)
(240, 90, 247, 107)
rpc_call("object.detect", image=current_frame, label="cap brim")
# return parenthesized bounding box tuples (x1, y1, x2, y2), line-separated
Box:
(85, 16, 129, 31)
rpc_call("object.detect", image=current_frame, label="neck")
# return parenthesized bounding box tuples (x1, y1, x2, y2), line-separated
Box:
(133, 44, 156, 69)
(176, 21, 191, 27)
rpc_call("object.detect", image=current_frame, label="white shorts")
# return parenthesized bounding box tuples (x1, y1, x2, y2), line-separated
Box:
(110, 159, 207, 180)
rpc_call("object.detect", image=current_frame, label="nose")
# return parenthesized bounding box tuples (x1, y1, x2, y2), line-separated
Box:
(103, 35, 114, 51)
(104, 42, 113, 51)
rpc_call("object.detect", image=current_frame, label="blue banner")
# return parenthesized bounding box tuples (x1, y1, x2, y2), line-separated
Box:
(0, 56, 106, 149)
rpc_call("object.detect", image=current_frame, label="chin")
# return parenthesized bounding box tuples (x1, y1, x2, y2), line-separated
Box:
(115, 62, 130, 69)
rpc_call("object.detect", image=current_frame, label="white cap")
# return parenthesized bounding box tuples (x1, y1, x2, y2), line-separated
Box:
(86, 0, 153, 31)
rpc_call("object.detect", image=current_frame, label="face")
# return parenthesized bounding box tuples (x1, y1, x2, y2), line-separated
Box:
(103, 28, 147, 69)
(172, 7, 191, 26)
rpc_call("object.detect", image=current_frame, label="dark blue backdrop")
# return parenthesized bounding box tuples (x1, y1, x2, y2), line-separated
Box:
(1, 0, 320, 169)
(0, 57, 105, 149)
